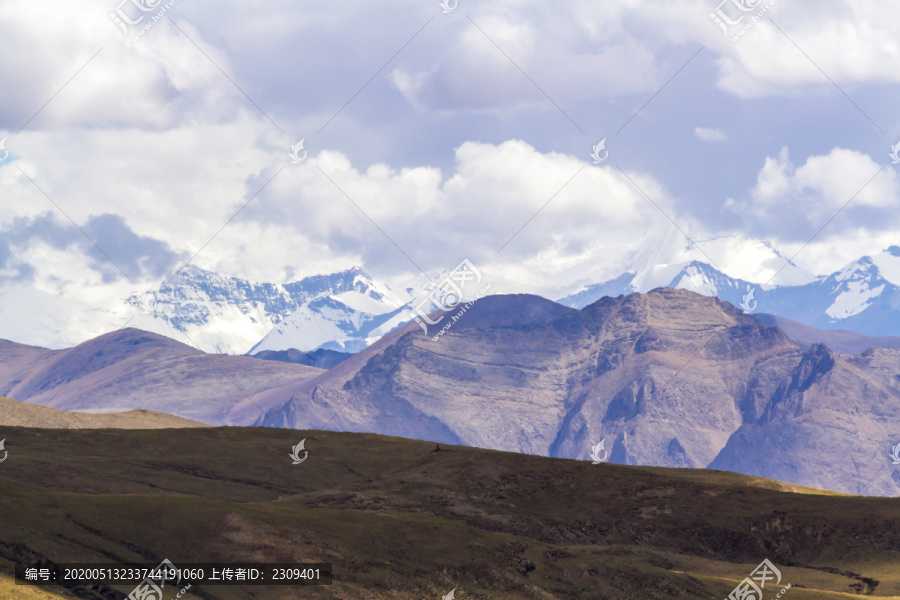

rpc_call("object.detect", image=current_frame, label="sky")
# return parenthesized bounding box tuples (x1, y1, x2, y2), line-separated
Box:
(1, 0, 899, 308)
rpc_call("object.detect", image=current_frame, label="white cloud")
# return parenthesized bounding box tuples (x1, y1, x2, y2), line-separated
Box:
(723, 146, 900, 274)
(391, 9, 660, 113)
(1, 0, 899, 319)
(391, 0, 900, 108)
(1, 132, 693, 298)
(694, 126, 727, 142)
(240, 140, 685, 289)
(743, 146, 898, 216)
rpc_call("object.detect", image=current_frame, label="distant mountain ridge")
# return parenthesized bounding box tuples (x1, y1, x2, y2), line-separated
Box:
(559, 246, 900, 338)
(4, 289, 900, 494)
(127, 265, 419, 354)
(752, 313, 900, 354)
(3, 245, 900, 356)
(251, 348, 352, 369)
(0, 329, 324, 425)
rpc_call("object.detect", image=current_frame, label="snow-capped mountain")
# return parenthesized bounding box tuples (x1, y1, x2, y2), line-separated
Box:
(249, 291, 412, 354)
(559, 246, 900, 338)
(127, 265, 419, 355)
(4, 243, 900, 356)
(0, 284, 130, 350)
(558, 261, 759, 310)
(767, 247, 900, 335)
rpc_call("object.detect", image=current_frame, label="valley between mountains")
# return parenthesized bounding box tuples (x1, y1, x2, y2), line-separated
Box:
(2, 288, 899, 497)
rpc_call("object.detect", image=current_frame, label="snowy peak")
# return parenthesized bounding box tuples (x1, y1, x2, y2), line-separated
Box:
(668, 261, 745, 297)
(557, 272, 636, 309)
(250, 294, 408, 354)
(831, 247, 900, 288)
(870, 247, 900, 286)
(560, 261, 756, 310)
(822, 253, 899, 321)
(6, 245, 900, 356)
(558, 248, 900, 340)
(125, 265, 409, 355)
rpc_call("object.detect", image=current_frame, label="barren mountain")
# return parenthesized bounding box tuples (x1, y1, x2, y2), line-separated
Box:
(256, 289, 900, 495)
(0, 329, 324, 425)
(0, 395, 208, 429)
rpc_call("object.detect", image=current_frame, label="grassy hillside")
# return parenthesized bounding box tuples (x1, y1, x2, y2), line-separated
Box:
(0, 426, 898, 599)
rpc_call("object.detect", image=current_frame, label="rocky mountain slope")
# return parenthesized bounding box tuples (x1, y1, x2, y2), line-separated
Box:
(255, 289, 900, 496)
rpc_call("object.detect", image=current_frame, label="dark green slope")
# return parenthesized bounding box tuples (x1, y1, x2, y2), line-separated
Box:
(0, 426, 898, 599)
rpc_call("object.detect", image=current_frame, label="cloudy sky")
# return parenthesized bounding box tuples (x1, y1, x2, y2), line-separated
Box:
(2, 0, 899, 308)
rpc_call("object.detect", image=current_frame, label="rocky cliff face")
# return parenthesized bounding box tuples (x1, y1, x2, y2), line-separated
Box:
(711, 344, 900, 496)
(257, 289, 900, 495)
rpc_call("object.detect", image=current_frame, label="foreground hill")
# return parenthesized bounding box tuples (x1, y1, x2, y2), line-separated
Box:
(0, 329, 324, 425)
(256, 289, 900, 496)
(0, 396, 208, 429)
(0, 426, 898, 599)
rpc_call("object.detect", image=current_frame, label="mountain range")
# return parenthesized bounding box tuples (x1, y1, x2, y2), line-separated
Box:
(560, 246, 900, 335)
(3, 289, 900, 495)
(254, 289, 900, 496)
(3, 245, 900, 358)
(130, 265, 420, 354)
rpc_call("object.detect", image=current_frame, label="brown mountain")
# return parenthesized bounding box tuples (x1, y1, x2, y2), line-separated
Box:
(0, 329, 324, 425)
(255, 289, 900, 495)
(0, 395, 208, 429)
